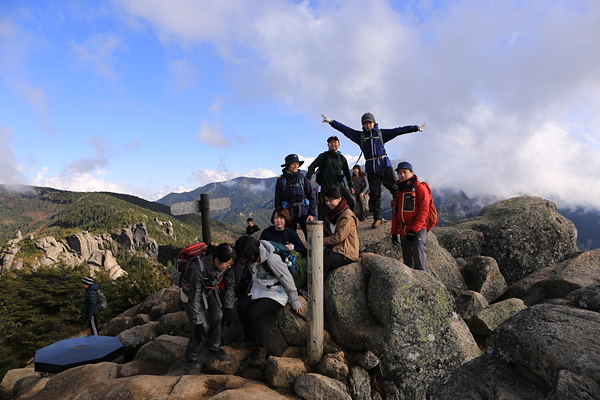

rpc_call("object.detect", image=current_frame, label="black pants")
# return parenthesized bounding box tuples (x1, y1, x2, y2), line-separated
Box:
(367, 167, 397, 220)
(289, 215, 309, 239)
(324, 252, 354, 274)
(237, 295, 282, 347)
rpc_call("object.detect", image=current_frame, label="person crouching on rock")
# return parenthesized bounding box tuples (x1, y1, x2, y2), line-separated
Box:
(323, 187, 360, 274)
(182, 243, 236, 366)
(234, 235, 303, 365)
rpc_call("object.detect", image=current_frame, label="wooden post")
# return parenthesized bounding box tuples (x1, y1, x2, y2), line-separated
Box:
(306, 220, 324, 367)
(200, 194, 211, 245)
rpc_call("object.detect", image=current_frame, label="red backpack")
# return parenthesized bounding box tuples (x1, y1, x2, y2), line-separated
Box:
(420, 182, 438, 231)
(171, 243, 208, 286)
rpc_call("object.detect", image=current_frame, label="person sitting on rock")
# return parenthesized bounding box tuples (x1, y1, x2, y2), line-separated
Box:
(234, 235, 303, 365)
(323, 187, 360, 274)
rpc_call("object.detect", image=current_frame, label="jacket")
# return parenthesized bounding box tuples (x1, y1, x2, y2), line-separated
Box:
(324, 208, 360, 261)
(181, 253, 235, 325)
(84, 283, 100, 319)
(259, 226, 308, 258)
(306, 150, 354, 191)
(352, 174, 369, 195)
(247, 241, 302, 310)
(275, 170, 316, 219)
(329, 120, 419, 174)
(391, 176, 431, 236)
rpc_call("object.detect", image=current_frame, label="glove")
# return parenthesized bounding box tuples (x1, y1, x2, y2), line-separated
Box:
(222, 308, 233, 328)
(321, 113, 332, 123)
(418, 123, 427, 132)
(391, 234, 399, 245)
(406, 231, 417, 241)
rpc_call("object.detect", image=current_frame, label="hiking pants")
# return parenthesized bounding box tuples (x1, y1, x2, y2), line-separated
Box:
(289, 215, 309, 240)
(367, 166, 397, 221)
(184, 290, 223, 362)
(400, 228, 429, 273)
(237, 296, 282, 347)
(324, 252, 354, 274)
(88, 316, 99, 335)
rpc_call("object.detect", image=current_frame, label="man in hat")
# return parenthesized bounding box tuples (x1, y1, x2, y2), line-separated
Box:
(82, 276, 100, 335)
(306, 136, 355, 220)
(274, 154, 316, 239)
(390, 161, 430, 272)
(321, 112, 426, 228)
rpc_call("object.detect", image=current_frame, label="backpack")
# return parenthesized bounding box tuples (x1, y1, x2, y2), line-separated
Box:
(171, 243, 208, 286)
(97, 289, 107, 311)
(420, 182, 438, 230)
(264, 241, 307, 288)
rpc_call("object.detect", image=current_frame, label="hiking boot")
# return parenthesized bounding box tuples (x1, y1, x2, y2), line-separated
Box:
(371, 219, 382, 229)
(250, 347, 267, 365)
(211, 347, 227, 361)
(233, 340, 255, 350)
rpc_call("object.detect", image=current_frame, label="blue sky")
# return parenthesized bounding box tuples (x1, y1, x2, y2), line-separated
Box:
(1, 0, 599, 209)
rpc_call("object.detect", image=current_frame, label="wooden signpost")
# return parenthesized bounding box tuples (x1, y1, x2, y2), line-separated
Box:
(169, 194, 231, 245)
(306, 220, 324, 367)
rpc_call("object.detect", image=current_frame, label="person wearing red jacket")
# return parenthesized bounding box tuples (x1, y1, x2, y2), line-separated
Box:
(391, 162, 430, 272)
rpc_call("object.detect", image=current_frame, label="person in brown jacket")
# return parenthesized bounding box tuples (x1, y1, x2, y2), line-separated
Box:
(323, 187, 360, 274)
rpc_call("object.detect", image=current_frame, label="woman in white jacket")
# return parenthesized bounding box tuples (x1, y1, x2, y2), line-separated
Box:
(234, 235, 303, 365)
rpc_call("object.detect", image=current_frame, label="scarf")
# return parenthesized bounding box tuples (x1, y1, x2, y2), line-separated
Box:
(397, 175, 417, 193)
(326, 197, 349, 225)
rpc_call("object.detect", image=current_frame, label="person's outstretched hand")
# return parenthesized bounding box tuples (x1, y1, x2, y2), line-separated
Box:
(321, 113, 332, 123)
(418, 123, 427, 132)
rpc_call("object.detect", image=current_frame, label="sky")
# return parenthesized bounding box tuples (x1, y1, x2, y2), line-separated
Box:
(1, 0, 600, 210)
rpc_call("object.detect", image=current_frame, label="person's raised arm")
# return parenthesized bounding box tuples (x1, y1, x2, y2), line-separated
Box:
(321, 113, 332, 123)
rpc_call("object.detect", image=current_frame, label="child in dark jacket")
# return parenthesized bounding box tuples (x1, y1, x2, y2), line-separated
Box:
(82, 276, 100, 335)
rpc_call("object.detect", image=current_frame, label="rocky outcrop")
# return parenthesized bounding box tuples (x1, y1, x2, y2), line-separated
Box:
(436, 196, 577, 285)
(428, 286, 600, 399)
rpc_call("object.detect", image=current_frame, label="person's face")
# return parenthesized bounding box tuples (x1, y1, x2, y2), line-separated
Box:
(397, 168, 414, 182)
(287, 162, 300, 173)
(214, 257, 235, 272)
(327, 140, 339, 152)
(325, 196, 342, 210)
(362, 121, 375, 131)
(273, 214, 286, 230)
(353, 167, 359, 176)
(247, 221, 254, 227)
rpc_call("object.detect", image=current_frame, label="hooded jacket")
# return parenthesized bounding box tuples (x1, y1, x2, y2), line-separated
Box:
(84, 283, 100, 319)
(246, 241, 302, 310)
(391, 175, 431, 236)
(329, 120, 420, 174)
(323, 208, 360, 261)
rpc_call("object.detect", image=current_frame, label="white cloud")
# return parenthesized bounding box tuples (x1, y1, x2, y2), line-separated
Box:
(70, 33, 126, 79)
(196, 120, 229, 147)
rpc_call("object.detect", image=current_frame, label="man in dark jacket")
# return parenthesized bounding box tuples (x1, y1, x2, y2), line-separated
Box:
(82, 276, 100, 335)
(306, 136, 355, 221)
(321, 112, 426, 229)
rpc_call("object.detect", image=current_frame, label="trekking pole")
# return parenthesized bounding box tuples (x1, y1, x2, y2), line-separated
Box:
(353, 152, 363, 168)
(306, 220, 324, 367)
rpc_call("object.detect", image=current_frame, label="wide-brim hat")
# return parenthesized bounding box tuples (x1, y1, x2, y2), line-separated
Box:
(281, 154, 304, 168)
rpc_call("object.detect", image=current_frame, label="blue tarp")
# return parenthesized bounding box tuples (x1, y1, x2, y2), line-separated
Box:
(34, 335, 123, 373)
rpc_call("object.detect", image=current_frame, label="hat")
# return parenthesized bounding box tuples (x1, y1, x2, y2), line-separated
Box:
(281, 154, 305, 168)
(82, 277, 94, 285)
(361, 112, 376, 124)
(395, 161, 413, 172)
(327, 136, 339, 143)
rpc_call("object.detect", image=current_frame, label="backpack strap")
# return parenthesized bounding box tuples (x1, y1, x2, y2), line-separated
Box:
(361, 129, 387, 161)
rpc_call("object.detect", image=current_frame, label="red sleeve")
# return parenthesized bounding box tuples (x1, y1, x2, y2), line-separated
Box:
(409, 183, 430, 233)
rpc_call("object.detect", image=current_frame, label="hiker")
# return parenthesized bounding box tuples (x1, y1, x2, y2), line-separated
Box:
(323, 187, 360, 274)
(274, 154, 316, 238)
(306, 136, 355, 220)
(259, 207, 307, 258)
(234, 235, 303, 365)
(321, 112, 426, 229)
(181, 243, 236, 365)
(82, 276, 100, 335)
(351, 165, 370, 221)
(391, 162, 430, 273)
(245, 218, 260, 236)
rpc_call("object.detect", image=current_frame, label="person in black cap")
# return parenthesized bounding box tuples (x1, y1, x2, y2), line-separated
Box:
(82, 276, 100, 335)
(306, 136, 355, 221)
(274, 154, 316, 239)
(390, 161, 430, 272)
(321, 112, 426, 229)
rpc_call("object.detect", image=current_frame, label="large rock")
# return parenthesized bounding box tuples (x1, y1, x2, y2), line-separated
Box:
(461, 256, 507, 302)
(503, 248, 600, 306)
(294, 373, 351, 400)
(428, 292, 600, 399)
(436, 196, 577, 285)
(325, 253, 481, 399)
(468, 298, 527, 337)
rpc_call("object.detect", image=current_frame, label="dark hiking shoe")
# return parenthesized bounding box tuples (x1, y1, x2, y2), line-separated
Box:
(250, 347, 267, 365)
(211, 347, 227, 361)
(371, 219, 382, 228)
(233, 340, 255, 350)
